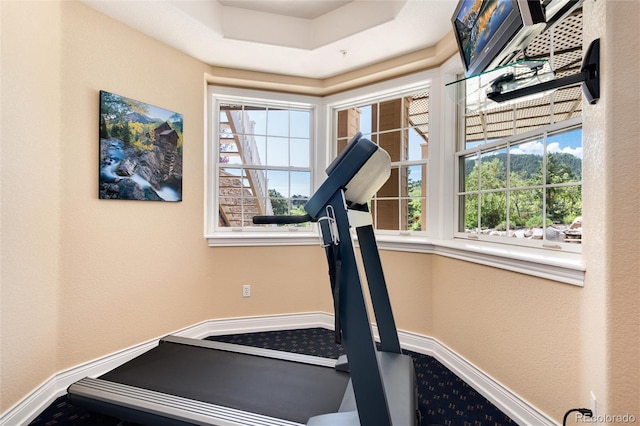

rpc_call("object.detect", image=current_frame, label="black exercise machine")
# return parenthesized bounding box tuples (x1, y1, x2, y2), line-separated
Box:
(68, 133, 419, 425)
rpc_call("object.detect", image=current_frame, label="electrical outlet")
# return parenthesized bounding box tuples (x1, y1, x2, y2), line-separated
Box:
(591, 391, 597, 425)
(242, 284, 251, 298)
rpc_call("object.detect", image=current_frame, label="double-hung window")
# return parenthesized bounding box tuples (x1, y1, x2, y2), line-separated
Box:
(332, 89, 430, 234)
(207, 80, 433, 245)
(457, 119, 582, 250)
(454, 9, 584, 253)
(207, 88, 320, 244)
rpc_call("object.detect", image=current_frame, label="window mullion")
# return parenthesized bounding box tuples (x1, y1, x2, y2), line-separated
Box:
(542, 131, 548, 237)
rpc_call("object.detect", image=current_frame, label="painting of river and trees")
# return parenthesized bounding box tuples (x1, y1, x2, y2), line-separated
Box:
(99, 91, 183, 201)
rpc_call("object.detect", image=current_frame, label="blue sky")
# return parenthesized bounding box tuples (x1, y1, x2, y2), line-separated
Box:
(220, 108, 312, 198)
(146, 104, 180, 122)
(467, 127, 582, 158)
(510, 127, 582, 158)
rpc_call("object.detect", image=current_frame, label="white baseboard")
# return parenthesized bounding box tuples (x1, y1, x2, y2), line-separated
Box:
(178, 312, 335, 339)
(0, 312, 555, 426)
(394, 329, 556, 426)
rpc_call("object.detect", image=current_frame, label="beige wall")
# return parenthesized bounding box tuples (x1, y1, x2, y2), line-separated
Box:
(431, 257, 584, 419)
(0, 1, 334, 412)
(1, 1, 638, 424)
(1, 0, 62, 413)
(581, 0, 639, 420)
(378, 250, 433, 336)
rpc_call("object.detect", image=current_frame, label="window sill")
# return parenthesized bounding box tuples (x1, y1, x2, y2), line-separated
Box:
(373, 234, 585, 287)
(206, 232, 585, 286)
(206, 231, 319, 247)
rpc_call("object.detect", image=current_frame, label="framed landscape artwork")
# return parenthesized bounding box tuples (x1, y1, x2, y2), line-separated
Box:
(99, 90, 183, 201)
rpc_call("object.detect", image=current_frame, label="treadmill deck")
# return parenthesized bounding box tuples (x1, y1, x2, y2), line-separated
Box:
(69, 337, 350, 425)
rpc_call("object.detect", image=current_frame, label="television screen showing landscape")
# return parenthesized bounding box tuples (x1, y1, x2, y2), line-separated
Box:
(454, 0, 514, 69)
(99, 91, 183, 201)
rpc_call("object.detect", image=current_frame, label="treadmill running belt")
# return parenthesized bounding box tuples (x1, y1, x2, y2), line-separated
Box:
(99, 342, 350, 424)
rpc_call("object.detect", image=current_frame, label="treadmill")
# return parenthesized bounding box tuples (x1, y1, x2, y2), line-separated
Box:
(68, 133, 420, 426)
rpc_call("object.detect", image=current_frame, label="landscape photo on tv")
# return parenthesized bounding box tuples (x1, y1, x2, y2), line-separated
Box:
(99, 91, 183, 201)
(455, 0, 513, 70)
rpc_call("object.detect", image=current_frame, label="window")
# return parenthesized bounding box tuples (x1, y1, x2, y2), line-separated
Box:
(208, 89, 319, 238)
(455, 9, 584, 252)
(457, 119, 582, 249)
(333, 90, 429, 233)
(206, 78, 435, 247)
(206, 71, 584, 284)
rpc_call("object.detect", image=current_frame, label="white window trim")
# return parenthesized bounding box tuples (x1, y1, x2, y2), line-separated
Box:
(327, 79, 432, 235)
(368, 234, 584, 286)
(432, 56, 583, 286)
(454, 116, 583, 254)
(207, 230, 321, 247)
(205, 86, 325, 246)
(204, 63, 585, 286)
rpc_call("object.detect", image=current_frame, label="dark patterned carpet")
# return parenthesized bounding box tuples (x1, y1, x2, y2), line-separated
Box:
(29, 328, 516, 426)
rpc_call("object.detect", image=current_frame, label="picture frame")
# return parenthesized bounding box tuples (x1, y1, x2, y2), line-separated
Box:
(99, 90, 183, 201)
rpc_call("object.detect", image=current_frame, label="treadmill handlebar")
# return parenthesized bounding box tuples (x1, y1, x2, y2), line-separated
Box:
(252, 214, 313, 225)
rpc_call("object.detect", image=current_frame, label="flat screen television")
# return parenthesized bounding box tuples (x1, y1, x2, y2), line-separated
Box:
(452, 0, 546, 77)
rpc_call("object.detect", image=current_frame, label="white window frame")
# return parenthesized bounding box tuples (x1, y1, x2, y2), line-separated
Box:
(435, 55, 584, 286)
(204, 67, 585, 286)
(454, 116, 583, 253)
(328, 86, 432, 236)
(205, 86, 326, 246)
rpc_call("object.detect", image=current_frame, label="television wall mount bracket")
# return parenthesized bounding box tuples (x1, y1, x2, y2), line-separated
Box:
(487, 38, 600, 104)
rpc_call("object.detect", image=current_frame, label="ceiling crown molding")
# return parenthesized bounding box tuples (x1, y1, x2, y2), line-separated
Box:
(207, 31, 458, 96)
(82, 0, 456, 79)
